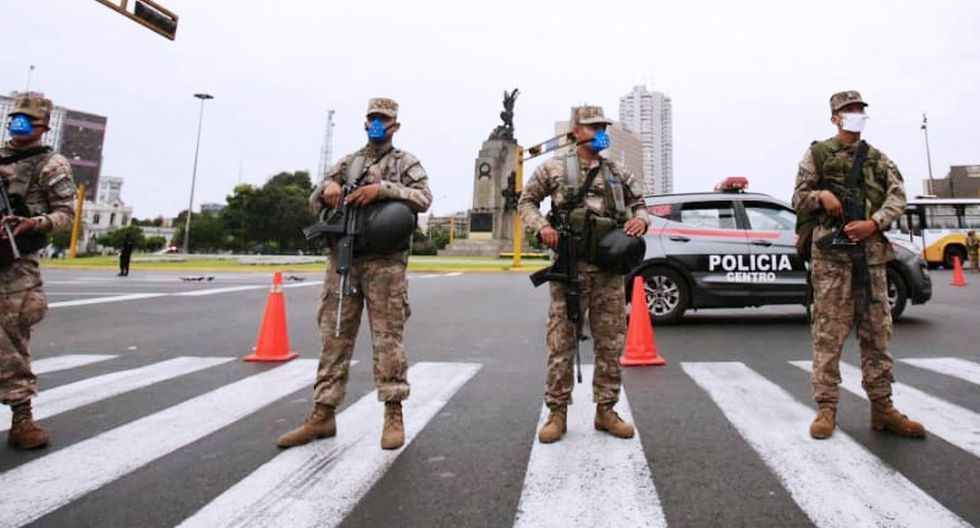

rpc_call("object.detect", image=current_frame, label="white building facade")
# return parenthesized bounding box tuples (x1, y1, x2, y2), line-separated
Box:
(619, 85, 673, 195)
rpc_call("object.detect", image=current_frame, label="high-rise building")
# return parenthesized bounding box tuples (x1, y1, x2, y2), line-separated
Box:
(1, 91, 106, 201)
(619, 84, 673, 195)
(554, 119, 644, 180)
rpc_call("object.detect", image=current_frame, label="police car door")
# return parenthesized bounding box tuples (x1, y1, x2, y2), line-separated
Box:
(739, 200, 807, 303)
(666, 200, 754, 303)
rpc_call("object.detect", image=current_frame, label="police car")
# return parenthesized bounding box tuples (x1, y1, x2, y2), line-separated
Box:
(628, 177, 932, 324)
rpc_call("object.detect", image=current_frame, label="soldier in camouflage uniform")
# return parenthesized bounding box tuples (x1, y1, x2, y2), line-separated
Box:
(518, 105, 649, 443)
(966, 230, 979, 272)
(793, 90, 925, 440)
(0, 95, 77, 449)
(278, 97, 431, 450)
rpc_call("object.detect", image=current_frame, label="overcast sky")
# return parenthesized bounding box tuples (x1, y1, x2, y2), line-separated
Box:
(6, 1, 979, 218)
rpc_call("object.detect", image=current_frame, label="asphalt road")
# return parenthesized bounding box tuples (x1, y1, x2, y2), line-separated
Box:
(2, 267, 978, 528)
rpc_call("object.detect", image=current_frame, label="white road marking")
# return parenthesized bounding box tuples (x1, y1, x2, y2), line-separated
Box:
(682, 361, 969, 528)
(48, 293, 167, 308)
(0, 357, 234, 433)
(789, 360, 980, 458)
(0, 359, 317, 528)
(31, 354, 117, 374)
(174, 285, 266, 297)
(178, 361, 481, 528)
(513, 365, 666, 528)
(900, 357, 980, 387)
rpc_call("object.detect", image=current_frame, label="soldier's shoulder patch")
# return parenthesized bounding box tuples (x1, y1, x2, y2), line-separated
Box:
(49, 173, 77, 199)
(405, 162, 427, 182)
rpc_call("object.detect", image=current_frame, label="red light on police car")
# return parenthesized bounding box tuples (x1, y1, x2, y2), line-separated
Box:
(715, 176, 749, 192)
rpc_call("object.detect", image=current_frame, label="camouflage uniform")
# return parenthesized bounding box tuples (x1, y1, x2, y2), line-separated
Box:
(0, 96, 77, 408)
(518, 107, 649, 410)
(966, 231, 979, 272)
(792, 91, 907, 406)
(308, 99, 431, 408)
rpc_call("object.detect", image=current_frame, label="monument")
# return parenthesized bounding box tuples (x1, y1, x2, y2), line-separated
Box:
(440, 89, 531, 257)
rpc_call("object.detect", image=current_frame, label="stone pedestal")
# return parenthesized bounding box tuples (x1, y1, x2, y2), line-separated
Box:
(470, 139, 518, 241)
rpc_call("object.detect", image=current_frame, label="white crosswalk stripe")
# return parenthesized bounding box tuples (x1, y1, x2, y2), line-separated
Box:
(682, 361, 970, 528)
(900, 357, 980, 387)
(2, 355, 979, 527)
(0, 356, 234, 433)
(178, 362, 481, 528)
(30, 354, 117, 374)
(789, 360, 980, 458)
(514, 365, 666, 528)
(0, 359, 317, 528)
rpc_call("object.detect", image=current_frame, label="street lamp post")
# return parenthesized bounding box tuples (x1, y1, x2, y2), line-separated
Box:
(921, 113, 936, 195)
(182, 93, 214, 254)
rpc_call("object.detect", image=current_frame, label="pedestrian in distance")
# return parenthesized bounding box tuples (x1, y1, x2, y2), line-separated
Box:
(278, 97, 432, 450)
(0, 94, 78, 449)
(118, 233, 134, 276)
(793, 90, 925, 440)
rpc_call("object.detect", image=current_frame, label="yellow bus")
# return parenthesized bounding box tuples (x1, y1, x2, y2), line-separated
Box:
(888, 198, 980, 268)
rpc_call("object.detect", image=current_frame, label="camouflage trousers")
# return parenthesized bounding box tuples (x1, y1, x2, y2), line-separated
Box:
(810, 259, 893, 404)
(545, 265, 627, 409)
(0, 260, 48, 407)
(314, 254, 411, 407)
(969, 250, 979, 271)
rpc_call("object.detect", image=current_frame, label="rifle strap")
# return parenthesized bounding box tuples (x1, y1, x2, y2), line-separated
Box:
(846, 141, 869, 197)
(0, 146, 52, 166)
(847, 141, 872, 309)
(350, 146, 395, 187)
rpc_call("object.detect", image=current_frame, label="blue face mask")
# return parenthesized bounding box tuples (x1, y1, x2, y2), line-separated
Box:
(8, 115, 34, 137)
(590, 129, 610, 151)
(367, 118, 389, 141)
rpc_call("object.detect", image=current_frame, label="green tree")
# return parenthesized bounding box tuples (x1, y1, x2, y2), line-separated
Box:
(49, 228, 72, 250)
(98, 225, 145, 249)
(142, 236, 166, 251)
(172, 212, 225, 253)
(219, 171, 316, 254)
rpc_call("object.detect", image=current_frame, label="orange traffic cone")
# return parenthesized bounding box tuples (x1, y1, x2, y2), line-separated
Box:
(244, 272, 299, 362)
(620, 275, 666, 366)
(951, 256, 968, 287)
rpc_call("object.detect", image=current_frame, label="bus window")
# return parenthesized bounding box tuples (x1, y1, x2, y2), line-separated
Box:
(908, 212, 922, 236)
(964, 205, 980, 229)
(924, 205, 958, 229)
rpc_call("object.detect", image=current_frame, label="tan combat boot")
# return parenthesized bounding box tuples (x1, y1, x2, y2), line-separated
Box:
(8, 402, 50, 450)
(594, 403, 635, 439)
(381, 402, 405, 450)
(809, 404, 837, 439)
(537, 406, 567, 443)
(871, 398, 926, 438)
(277, 403, 336, 448)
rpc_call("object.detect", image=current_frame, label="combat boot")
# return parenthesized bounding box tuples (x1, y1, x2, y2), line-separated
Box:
(538, 406, 567, 443)
(8, 402, 50, 450)
(809, 404, 837, 439)
(381, 402, 405, 450)
(277, 403, 336, 448)
(594, 403, 635, 439)
(871, 398, 926, 438)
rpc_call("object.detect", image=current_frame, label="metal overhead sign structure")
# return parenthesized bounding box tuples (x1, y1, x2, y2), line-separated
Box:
(94, 0, 179, 40)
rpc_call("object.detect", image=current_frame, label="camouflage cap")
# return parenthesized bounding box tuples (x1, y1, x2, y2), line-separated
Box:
(572, 105, 613, 126)
(10, 94, 53, 122)
(366, 97, 398, 119)
(830, 90, 868, 113)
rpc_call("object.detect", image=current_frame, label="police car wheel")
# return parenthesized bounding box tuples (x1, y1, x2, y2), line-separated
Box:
(641, 266, 689, 325)
(886, 267, 908, 320)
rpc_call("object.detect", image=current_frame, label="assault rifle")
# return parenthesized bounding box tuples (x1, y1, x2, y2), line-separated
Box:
(303, 180, 364, 337)
(530, 209, 584, 383)
(0, 177, 22, 261)
(815, 141, 872, 305)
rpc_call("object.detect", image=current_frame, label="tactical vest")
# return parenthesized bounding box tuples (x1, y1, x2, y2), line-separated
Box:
(809, 137, 887, 224)
(0, 148, 54, 266)
(562, 154, 630, 223)
(559, 155, 631, 264)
